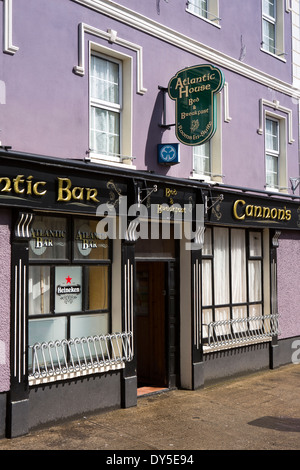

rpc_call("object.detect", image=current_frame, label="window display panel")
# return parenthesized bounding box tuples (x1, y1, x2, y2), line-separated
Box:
(87, 265, 109, 311)
(73, 218, 109, 261)
(55, 266, 82, 313)
(28, 266, 51, 315)
(29, 216, 68, 261)
(28, 317, 67, 369)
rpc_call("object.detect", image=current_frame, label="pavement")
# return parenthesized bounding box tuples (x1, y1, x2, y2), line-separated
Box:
(0, 363, 299, 452)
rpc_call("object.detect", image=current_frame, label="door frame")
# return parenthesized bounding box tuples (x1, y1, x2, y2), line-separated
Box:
(135, 259, 180, 390)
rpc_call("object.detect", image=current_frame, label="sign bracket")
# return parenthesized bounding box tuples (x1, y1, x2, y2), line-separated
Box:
(158, 86, 175, 129)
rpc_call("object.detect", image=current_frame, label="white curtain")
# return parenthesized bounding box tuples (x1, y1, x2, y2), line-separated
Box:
(213, 227, 229, 305)
(248, 260, 262, 302)
(231, 229, 247, 305)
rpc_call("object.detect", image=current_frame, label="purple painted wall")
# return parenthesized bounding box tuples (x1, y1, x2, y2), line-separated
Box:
(0, 210, 11, 393)
(0, 0, 298, 193)
(277, 231, 300, 339)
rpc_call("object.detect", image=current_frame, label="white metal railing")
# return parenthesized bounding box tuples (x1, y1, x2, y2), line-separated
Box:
(203, 314, 279, 351)
(28, 331, 133, 384)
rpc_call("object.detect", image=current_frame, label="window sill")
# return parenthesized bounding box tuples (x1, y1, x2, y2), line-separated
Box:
(89, 154, 136, 170)
(185, 9, 221, 28)
(190, 173, 223, 184)
(260, 47, 286, 62)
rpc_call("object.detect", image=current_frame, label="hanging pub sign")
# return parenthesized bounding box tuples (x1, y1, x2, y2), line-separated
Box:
(168, 64, 225, 146)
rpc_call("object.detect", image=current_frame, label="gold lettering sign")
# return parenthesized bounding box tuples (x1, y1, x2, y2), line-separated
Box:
(233, 199, 292, 222)
(57, 178, 99, 203)
(0, 175, 47, 196)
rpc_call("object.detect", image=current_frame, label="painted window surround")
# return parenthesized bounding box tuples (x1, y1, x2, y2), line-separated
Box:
(258, 98, 294, 192)
(73, 23, 148, 168)
(261, 0, 287, 62)
(71, 0, 299, 99)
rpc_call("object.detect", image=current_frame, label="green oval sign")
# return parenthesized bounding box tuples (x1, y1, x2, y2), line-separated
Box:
(168, 64, 225, 146)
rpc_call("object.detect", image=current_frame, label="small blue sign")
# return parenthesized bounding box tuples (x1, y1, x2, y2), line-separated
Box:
(158, 144, 180, 165)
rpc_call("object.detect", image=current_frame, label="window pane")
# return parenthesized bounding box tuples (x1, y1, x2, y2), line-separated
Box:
(189, 0, 208, 17)
(215, 307, 230, 334)
(266, 119, 279, 152)
(231, 229, 247, 304)
(249, 232, 262, 257)
(202, 227, 212, 256)
(91, 56, 119, 104)
(202, 309, 213, 339)
(70, 313, 109, 339)
(263, 0, 275, 18)
(73, 218, 109, 260)
(248, 261, 262, 302)
(29, 317, 67, 346)
(202, 259, 212, 306)
(91, 107, 120, 156)
(28, 266, 51, 316)
(263, 19, 276, 53)
(29, 216, 68, 261)
(28, 317, 67, 369)
(87, 266, 109, 311)
(55, 266, 82, 313)
(213, 227, 230, 305)
(266, 154, 278, 187)
(193, 142, 210, 175)
(232, 306, 248, 332)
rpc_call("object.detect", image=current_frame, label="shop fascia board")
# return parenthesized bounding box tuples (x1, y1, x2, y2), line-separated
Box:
(1, 149, 300, 203)
(72, 0, 300, 99)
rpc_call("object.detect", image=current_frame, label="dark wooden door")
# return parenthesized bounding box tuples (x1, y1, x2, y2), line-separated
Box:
(136, 262, 166, 387)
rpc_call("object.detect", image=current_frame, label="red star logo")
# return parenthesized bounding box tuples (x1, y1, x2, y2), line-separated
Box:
(65, 276, 72, 284)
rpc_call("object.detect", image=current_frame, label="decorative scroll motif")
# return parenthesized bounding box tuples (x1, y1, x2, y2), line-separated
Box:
(14, 212, 33, 239)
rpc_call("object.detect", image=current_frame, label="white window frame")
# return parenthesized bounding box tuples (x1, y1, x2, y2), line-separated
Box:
(261, 0, 286, 60)
(90, 53, 122, 163)
(265, 116, 279, 189)
(191, 92, 223, 183)
(193, 141, 211, 181)
(186, 0, 220, 27)
(264, 113, 288, 192)
(89, 42, 133, 167)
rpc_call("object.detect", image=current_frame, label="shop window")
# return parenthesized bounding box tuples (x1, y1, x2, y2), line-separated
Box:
(89, 48, 133, 165)
(261, 0, 285, 59)
(201, 227, 265, 343)
(186, 0, 220, 26)
(28, 215, 111, 374)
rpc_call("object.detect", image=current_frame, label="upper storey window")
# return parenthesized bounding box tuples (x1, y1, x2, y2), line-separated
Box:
(90, 54, 122, 162)
(261, 0, 285, 59)
(186, 0, 220, 26)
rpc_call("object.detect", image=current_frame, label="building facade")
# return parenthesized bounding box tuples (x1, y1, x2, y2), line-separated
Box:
(0, 0, 299, 438)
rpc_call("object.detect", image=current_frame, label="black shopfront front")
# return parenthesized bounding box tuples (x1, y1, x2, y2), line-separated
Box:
(1, 150, 300, 438)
